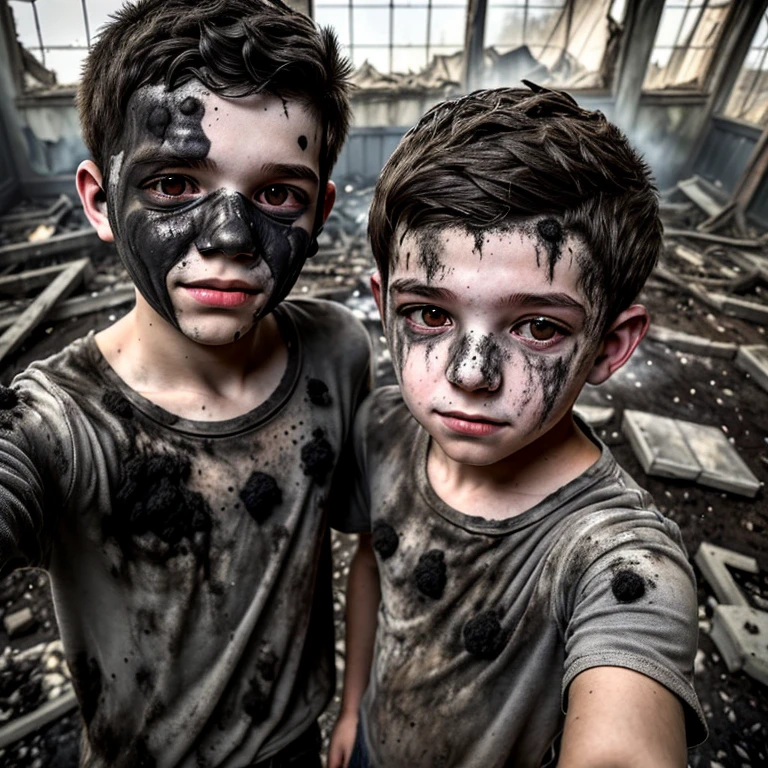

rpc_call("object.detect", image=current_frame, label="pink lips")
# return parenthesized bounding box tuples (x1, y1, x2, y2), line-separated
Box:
(182, 280, 259, 308)
(437, 411, 507, 436)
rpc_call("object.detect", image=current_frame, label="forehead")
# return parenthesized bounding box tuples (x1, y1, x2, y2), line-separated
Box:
(390, 223, 591, 300)
(118, 81, 322, 169)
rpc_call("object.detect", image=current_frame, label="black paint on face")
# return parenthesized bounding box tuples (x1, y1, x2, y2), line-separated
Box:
(536, 217, 564, 282)
(416, 228, 446, 284)
(240, 472, 282, 524)
(611, 569, 645, 602)
(372, 520, 399, 559)
(477, 334, 503, 390)
(107, 83, 312, 328)
(446, 332, 472, 386)
(414, 550, 447, 599)
(298, 135, 308, 151)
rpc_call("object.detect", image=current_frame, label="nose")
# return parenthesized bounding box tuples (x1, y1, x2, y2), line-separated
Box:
(195, 191, 256, 258)
(445, 333, 503, 392)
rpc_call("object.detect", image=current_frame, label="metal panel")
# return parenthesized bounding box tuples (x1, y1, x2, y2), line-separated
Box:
(333, 126, 409, 187)
(693, 117, 761, 194)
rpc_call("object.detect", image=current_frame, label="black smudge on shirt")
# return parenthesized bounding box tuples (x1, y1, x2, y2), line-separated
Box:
(135, 666, 154, 698)
(372, 520, 399, 559)
(106, 451, 213, 570)
(298, 135, 308, 151)
(307, 378, 332, 406)
(71, 652, 102, 724)
(536, 217, 564, 282)
(0, 385, 19, 410)
(414, 550, 447, 599)
(611, 569, 645, 602)
(300, 428, 335, 484)
(243, 649, 278, 723)
(102, 390, 134, 420)
(463, 611, 507, 660)
(239, 471, 282, 524)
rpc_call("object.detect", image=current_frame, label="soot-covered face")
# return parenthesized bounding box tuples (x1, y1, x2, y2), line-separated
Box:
(381, 223, 604, 467)
(106, 81, 322, 344)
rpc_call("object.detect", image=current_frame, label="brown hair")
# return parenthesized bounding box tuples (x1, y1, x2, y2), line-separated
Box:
(77, 0, 351, 180)
(369, 84, 662, 325)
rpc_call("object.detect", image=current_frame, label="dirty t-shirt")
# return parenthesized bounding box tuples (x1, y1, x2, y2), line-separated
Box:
(0, 298, 371, 768)
(349, 386, 707, 768)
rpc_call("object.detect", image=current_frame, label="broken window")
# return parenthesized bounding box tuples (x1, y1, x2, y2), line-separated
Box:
(722, 12, 768, 127)
(314, 0, 468, 77)
(8, 0, 119, 89)
(643, 0, 732, 91)
(482, 0, 627, 90)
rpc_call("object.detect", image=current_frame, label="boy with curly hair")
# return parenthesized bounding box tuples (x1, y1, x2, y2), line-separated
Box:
(0, 1, 371, 766)
(329, 85, 706, 768)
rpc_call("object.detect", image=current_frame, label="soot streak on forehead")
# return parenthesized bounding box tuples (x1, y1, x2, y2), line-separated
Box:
(415, 228, 446, 284)
(536, 218, 564, 283)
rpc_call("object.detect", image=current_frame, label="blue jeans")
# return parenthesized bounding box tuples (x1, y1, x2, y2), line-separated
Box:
(347, 719, 371, 768)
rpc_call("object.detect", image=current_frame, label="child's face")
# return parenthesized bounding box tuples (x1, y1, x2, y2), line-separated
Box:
(105, 80, 324, 344)
(377, 224, 605, 467)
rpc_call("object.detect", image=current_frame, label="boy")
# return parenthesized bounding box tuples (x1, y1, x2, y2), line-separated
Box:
(329, 85, 706, 768)
(0, 1, 371, 766)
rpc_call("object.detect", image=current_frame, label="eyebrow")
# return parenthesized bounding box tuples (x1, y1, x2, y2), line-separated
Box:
(389, 279, 456, 302)
(260, 162, 319, 185)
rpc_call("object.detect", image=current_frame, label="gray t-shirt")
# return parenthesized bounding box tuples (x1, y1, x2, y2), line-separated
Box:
(0, 298, 371, 768)
(350, 387, 706, 768)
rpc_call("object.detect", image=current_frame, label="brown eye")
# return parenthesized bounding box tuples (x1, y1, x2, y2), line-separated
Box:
(529, 318, 557, 340)
(159, 176, 187, 196)
(263, 186, 289, 206)
(421, 307, 449, 327)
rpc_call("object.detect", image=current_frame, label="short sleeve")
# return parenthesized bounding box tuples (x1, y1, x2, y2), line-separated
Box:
(328, 391, 372, 534)
(561, 515, 707, 747)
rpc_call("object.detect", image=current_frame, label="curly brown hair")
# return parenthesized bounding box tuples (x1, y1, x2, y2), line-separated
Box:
(369, 84, 662, 326)
(77, 0, 351, 181)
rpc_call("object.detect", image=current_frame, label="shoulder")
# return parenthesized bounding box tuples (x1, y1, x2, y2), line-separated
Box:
(354, 386, 416, 452)
(281, 297, 370, 350)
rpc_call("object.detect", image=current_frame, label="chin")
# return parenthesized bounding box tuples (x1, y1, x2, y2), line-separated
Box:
(176, 317, 254, 346)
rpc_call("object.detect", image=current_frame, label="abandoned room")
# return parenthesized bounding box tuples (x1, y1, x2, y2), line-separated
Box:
(0, 0, 766, 766)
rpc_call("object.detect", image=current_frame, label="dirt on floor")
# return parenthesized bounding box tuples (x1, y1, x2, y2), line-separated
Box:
(0, 231, 767, 767)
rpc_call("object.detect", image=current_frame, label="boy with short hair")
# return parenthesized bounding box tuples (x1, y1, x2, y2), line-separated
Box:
(0, 1, 371, 766)
(329, 85, 706, 768)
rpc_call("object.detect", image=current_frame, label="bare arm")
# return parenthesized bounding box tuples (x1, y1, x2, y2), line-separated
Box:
(328, 533, 380, 768)
(558, 666, 687, 768)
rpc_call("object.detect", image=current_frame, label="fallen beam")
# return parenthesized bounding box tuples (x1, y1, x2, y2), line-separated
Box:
(0, 263, 77, 296)
(663, 228, 761, 248)
(0, 688, 77, 748)
(0, 229, 100, 266)
(0, 259, 92, 365)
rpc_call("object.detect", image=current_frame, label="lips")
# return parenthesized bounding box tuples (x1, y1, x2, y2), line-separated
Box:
(437, 410, 508, 436)
(180, 279, 261, 308)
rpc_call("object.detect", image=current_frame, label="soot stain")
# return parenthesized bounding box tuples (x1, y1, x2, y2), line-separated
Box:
(107, 451, 213, 569)
(447, 333, 472, 384)
(477, 334, 503, 389)
(0, 385, 19, 410)
(372, 520, 399, 559)
(463, 611, 508, 660)
(416, 228, 444, 283)
(71, 653, 102, 724)
(243, 649, 277, 723)
(536, 217, 564, 282)
(611, 569, 645, 603)
(135, 666, 154, 698)
(744, 621, 760, 635)
(307, 378, 332, 406)
(271, 525, 290, 554)
(146, 105, 171, 139)
(300, 428, 335, 484)
(102, 390, 134, 420)
(298, 135, 308, 151)
(239, 472, 282, 524)
(414, 550, 447, 599)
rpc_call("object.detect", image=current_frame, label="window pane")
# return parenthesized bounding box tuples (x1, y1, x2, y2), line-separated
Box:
(315, 8, 351, 45)
(393, 8, 428, 45)
(352, 45, 390, 72)
(485, 8, 525, 50)
(42, 49, 87, 86)
(655, 8, 686, 48)
(354, 9, 390, 45)
(392, 45, 428, 72)
(723, 12, 768, 126)
(353, 0, 389, 6)
(430, 8, 467, 47)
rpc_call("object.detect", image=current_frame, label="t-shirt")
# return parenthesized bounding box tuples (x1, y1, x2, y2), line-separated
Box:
(349, 386, 707, 768)
(0, 298, 371, 768)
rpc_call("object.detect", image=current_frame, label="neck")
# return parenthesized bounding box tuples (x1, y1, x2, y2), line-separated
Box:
(427, 411, 600, 518)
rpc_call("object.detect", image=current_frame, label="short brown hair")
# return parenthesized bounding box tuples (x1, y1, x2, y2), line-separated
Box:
(369, 85, 662, 326)
(78, 0, 351, 180)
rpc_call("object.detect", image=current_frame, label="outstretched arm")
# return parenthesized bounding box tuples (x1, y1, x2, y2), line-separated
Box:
(558, 666, 687, 768)
(328, 533, 380, 768)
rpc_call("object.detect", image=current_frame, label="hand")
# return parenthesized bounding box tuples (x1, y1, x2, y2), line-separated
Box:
(328, 710, 359, 768)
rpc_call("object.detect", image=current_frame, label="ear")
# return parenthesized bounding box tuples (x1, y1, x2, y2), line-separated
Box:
(586, 305, 649, 385)
(76, 160, 114, 243)
(370, 271, 384, 320)
(321, 180, 336, 223)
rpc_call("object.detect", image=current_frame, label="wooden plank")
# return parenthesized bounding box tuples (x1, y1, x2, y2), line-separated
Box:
(0, 259, 92, 365)
(663, 228, 761, 248)
(0, 263, 75, 295)
(0, 688, 77, 748)
(677, 177, 723, 217)
(0, 229, 100, 266)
